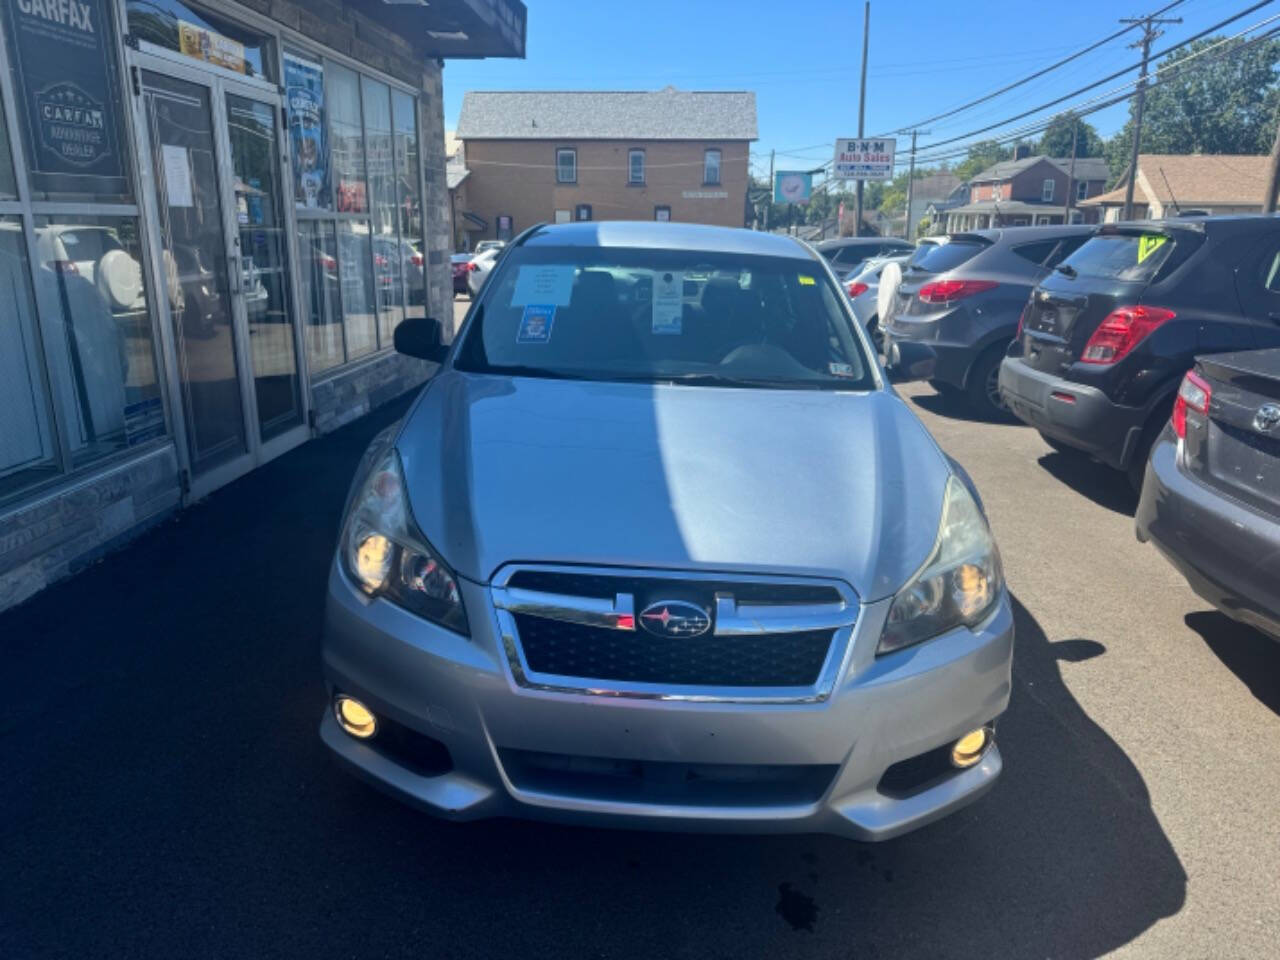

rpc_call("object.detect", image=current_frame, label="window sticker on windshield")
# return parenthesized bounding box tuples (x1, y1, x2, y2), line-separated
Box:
(829, 362, 855, 378)
(511, 265, 575, 307)
(798, 274, 816, 286)
(516, 304, 556, 343)
(652, 270, 684, 335)
(1137, 235, 1167, 263)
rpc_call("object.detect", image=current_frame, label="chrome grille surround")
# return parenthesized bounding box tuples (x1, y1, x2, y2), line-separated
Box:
(490, 564, 859, 703)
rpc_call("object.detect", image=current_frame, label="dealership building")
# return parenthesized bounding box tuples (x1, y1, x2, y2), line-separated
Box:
(0, 0, 525, 611)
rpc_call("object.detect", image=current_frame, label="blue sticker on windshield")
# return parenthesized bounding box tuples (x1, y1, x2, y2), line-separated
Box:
(517, 304, 556, 343)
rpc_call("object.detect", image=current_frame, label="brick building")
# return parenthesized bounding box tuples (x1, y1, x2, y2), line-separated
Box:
(0, 0, 526, 612)
(944, 154, 1110, 231)
(454, 88, 757, 240)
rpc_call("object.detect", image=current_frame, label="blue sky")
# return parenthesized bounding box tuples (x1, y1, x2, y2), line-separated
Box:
(442, 0, 1260, 180)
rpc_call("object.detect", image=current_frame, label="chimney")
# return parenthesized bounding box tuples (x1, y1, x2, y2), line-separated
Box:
(1013, 143, 1031, 161)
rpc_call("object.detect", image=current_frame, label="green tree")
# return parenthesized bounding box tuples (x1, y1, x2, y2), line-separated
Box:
(1103, 35, 1280, 181)
(1038, 112, 1104, 159)
(953, 140, 1011, 181)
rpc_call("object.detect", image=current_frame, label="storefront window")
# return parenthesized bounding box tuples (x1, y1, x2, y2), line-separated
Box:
(2, 0, 133, 202)
(299, 221, 343, 374)
(0, 96, 16, 200)
(0, 218, 59, 499)
(126, 1, 272, 80)
(364, 78, 402, 345)
(31, 215, 165, 467)
(285, 52, 328, 210)
(337, 221, 376, 359)
(329, 64, 367, 214)
(393, 91, 424, 321)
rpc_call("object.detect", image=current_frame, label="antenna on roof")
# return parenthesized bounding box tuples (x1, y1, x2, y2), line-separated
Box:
(1157, 166, 1180, 214)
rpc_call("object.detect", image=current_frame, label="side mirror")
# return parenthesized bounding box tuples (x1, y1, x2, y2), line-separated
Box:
(393, 317, 448, 363)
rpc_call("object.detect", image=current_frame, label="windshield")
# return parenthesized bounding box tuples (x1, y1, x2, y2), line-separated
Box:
(1060, 232, 1175, 282)
(455, 244, 876, 390)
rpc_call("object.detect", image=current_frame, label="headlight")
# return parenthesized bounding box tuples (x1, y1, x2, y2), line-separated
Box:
(341, 448, 469, 635)
(878, 476, 1002, 654)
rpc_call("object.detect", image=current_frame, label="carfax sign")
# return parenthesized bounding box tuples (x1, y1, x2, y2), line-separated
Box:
(833, 138, 896, 181)
(3, 0, 128, 197)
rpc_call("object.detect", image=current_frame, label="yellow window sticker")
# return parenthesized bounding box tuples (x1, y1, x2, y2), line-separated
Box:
(1137, 235, 1167, 263)
(798, 275, 815, 285)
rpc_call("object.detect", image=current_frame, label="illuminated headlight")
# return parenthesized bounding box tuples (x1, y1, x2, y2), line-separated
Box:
(341, 448, 469, 635)
(878, 476, 1003, 654)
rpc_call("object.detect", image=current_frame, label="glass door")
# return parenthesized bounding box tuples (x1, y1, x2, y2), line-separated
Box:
(139, 69, 251, 483)
(134, 53, 308, 499)
(223, 90, 303, 445)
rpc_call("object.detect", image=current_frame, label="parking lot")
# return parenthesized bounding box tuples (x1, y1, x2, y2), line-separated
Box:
(3, 326, 1278, 958)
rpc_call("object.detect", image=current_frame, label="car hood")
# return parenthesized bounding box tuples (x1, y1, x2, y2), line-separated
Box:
(397, 371, 951, 600)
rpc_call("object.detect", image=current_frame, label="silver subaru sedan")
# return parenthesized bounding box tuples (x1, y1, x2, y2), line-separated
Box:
(321, 221, 1013, 841)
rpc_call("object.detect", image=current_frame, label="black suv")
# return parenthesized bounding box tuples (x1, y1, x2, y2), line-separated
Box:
(1000, 216, 1280, 489)
(882, 225, 1095, 417)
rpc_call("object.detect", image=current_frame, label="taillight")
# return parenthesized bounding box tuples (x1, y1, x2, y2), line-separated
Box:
(412, 253, 424, 266)
(1081, 306, 1175, 364)
(917, 279, 998, 304)
(847, 281, 869, 297)
(53, 259, 80, 275)
(1172, 369, 1211, 439)
(466, 261, 477, 271)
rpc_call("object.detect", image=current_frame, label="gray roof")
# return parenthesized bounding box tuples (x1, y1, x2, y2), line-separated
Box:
(971, 154, 1110, 183)
(456, 88, 758, 140)
(446, 163, 470, 190)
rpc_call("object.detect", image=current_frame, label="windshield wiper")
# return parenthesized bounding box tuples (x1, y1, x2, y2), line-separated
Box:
(480, 363, 592, 381)
(660, 373, 831, 390)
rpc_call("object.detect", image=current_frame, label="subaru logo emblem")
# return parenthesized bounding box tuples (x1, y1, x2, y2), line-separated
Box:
(638, 600, 712, 639)
(1254, 403, 1280, 434)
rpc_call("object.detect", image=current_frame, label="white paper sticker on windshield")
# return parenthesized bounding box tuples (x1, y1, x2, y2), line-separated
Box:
(652, 270, 684, 335)
(511, 265, 575, 307)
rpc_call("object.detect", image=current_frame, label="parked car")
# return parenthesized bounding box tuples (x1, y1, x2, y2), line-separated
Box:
(815, 236, 914, 280)
(473, 239, 506, 256)
(1000, 216, 1280, 489)
(881, 226, 1095, 417)
(843, 251, 914, 352)
(322, 221, 1013, 841)
(1136, 349, 1280, 641)
(451, 252, 474, 296)
(466, 245, 501, 297)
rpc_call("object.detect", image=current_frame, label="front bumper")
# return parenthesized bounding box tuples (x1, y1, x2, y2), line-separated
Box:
(320, 563, 1014, 841)
(1137, 435, 1280, 640)
(999, 357, 1146, 469)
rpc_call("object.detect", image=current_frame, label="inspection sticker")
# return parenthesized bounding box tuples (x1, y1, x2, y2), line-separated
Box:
(517, 304, 556, 343)
(511, 265, 575, 307)
(829, 362, 856, 378)
(798, 274, 816, 286)
(652, 270, 684, 335)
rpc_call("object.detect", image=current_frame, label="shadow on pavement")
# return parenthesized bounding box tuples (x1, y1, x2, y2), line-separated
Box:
(908, 386, 1020, 426)
(1036, 451, 1139, 516)
(1185, 611, 1280, 716)
(0, 399, 1185, 959)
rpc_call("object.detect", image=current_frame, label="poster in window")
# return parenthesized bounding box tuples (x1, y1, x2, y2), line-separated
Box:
(2, 0, 129, 198)
(177, 20, 246, 74)
(284, 52, 328, 208)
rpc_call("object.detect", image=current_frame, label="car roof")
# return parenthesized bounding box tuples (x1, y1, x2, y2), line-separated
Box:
(522, 221, 816, 260)
(952, 225, 1097, 245)
(1100, 213, 1280, 236)
(815, 236, 911, 250)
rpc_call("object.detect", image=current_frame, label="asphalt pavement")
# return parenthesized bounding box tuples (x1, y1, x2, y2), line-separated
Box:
(2, 349, 1278, 958)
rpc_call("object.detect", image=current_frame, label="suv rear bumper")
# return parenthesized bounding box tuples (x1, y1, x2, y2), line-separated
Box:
(1136, 435, 1280, 641)
(998, 357, 1146, 469)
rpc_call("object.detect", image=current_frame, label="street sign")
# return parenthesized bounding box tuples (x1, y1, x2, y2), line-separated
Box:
(774, 170, 812, 205)
(833, 138, 896, 181)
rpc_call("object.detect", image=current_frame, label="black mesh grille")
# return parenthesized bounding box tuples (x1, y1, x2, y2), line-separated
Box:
(505, 570, 842, 606)
(514, 613, 833, 687)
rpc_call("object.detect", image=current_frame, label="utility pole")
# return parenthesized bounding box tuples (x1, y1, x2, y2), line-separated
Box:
(1064, 121, 1079, 224)
(853, 1, 870, 237)
(1120, 10, 1181, 220)
(903, 128, 930, 241)
(764, 148, 775, 231)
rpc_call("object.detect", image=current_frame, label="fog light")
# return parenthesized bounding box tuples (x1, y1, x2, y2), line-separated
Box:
(335, 696, 377, 739)
(951, 726, 992, 769)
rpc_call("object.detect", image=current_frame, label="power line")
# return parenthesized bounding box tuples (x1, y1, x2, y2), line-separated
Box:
(876, 0, 1187, 136)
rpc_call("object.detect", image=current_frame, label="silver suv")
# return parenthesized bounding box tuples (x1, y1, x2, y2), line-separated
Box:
(321, 222, 1013, 840)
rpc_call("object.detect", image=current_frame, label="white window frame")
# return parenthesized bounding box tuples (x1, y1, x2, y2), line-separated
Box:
(703, 148, 721, 185)
(556, 147, 577, 184)
(628, 148, 645, 184)
(1042, 178, 1055, 202)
